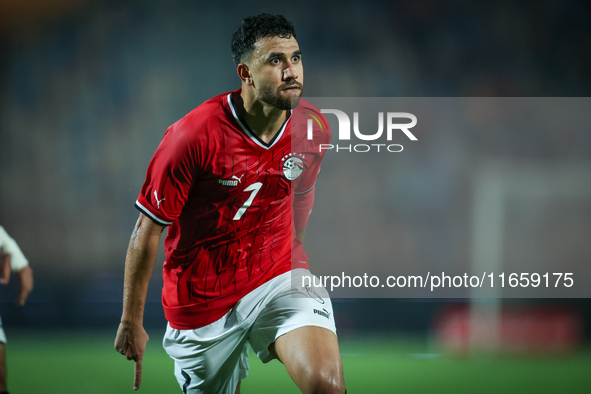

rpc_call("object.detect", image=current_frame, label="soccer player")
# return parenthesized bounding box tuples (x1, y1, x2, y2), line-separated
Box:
(114, 13, 346, 394)
(0, 225, 34, 394)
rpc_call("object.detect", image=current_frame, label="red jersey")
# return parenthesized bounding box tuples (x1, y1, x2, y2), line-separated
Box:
(135, 90, 330, 329)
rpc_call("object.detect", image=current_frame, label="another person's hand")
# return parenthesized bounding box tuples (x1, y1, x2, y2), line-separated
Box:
(1, 253, 10, 285)
(17, 265, 33, 306)
(114, 322, 150, 390)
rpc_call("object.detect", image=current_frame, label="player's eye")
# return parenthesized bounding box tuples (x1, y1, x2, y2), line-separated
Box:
(270, 58, 280, 64)
(292, 55, 301, 62)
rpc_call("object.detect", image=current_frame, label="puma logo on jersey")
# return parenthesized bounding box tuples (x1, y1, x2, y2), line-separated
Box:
(153, 190, 165, 209)
(219, 174, 244, 187)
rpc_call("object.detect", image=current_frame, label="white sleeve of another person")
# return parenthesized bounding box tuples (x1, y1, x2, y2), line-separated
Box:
(0, 226, 29, 272)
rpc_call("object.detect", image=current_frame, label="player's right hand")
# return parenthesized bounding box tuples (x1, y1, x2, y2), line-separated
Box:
(114, 322, 150, 390)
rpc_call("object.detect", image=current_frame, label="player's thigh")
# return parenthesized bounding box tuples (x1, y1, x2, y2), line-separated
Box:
(273, 326, 345, 393)
(248, 269, 345, 392)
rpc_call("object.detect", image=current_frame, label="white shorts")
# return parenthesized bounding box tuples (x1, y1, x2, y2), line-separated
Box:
(162, 268, 336, 394)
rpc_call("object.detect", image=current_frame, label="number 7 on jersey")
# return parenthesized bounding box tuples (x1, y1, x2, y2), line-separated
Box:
(233, 182, 263, 220)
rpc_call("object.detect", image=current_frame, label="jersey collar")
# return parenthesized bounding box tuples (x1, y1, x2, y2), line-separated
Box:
(227, 93, 292, 150)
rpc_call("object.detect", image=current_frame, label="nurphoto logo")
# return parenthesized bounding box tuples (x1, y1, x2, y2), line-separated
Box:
(306, 109, 418, 153)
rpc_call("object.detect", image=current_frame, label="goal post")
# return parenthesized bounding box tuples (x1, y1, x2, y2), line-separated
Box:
(468, 160, 591, 352)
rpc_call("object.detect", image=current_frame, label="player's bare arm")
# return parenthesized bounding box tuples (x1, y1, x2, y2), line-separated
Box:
(296, 227, 306, 243)
(115, 212, 165, 390)
(293, 186, 316, 244)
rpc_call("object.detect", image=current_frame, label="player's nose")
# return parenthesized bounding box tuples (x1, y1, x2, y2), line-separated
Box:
(283, 63, 298, 80)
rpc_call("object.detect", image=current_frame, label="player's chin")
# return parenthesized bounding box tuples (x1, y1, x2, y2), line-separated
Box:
(282, 89, 302, 107)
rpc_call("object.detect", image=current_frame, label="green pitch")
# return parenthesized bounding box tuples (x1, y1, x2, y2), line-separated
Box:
(6, 330, 591, 393)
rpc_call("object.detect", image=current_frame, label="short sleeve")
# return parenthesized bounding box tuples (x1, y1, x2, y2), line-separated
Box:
(135, 121, 200, 226)
(0, 226, 29, 272)
(295, 155, 322, 195)
(293, 107, 331, 195)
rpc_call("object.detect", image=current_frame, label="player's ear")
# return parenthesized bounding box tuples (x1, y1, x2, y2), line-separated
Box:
(237, 64, 253, 85)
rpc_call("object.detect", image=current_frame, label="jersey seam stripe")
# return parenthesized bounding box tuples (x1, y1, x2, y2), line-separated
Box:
(294, 183, 316, 195)
(267, 170, 278, 268)
(196, 159, 221, 301)
(135, 201, 173, 226)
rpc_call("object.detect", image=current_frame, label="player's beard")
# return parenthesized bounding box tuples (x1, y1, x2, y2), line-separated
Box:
(259, 82, 303, 110)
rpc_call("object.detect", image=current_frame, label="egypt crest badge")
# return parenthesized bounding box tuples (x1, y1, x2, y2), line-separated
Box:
(281, 153, 306, 181)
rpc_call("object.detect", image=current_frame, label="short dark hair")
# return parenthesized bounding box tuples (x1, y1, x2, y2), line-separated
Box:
(231, 14, 296, 65)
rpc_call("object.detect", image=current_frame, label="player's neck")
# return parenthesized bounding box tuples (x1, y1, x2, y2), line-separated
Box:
(236, 90, 289, 144)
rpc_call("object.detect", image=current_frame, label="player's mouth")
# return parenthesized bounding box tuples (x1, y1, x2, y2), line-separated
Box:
(282, 83, 302, 91)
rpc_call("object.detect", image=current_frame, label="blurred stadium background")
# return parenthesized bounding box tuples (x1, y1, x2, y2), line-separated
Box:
(1, 0, 590, 392)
